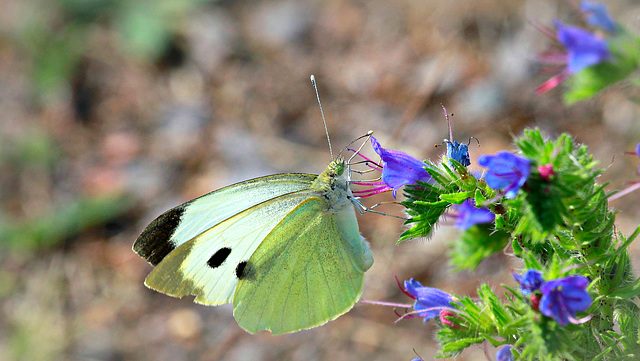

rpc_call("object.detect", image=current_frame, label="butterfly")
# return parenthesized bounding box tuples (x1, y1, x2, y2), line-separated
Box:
(133, 140, 374, 335)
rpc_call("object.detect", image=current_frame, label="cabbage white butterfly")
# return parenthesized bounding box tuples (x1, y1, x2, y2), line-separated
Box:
(133, 77, 374, 335)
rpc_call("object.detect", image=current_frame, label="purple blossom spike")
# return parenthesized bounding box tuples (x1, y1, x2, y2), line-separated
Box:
(513, 269, 544, 296)
(496, 345, 514, 361)
(477, 151, 531, 199)
(453, 199, 495, 230)
(540, 275, 592, 326)
(403, 279, 458, 322)
(371, 136, 431, 198)
(581, 2, 617, 33)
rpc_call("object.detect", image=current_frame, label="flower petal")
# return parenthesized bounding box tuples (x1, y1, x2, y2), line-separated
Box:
(555, 21, 611, 73)
(454, 199, 495, 230)
(371, 137, 431, 198)
(581, 1, 617, 33)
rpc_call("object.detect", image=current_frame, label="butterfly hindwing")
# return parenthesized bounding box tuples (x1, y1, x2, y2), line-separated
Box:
(134, 173, 317, 266)
(233, 197, 373, 335)
(143, 188, 319, 306)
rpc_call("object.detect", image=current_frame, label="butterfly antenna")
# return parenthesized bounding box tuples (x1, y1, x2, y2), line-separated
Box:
(311, 75, 333, 159)
(346, 130, 374, 164)
(441, 103, 453, 141)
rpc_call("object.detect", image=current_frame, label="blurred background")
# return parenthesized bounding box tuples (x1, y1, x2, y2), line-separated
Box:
(1, 0, 639, 360)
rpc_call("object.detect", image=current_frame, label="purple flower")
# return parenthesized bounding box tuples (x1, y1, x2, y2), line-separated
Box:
(512, 269, 544, 296)
(536, 22, 611, 94)
(453, 199, 495, 230)
(477, 151, 531, 199)
(446, 141, 471, 167)
(403, 279, 457, 322)
(540, 275, 592, 326)
(581, 2, 617, 33)
(556, 21, 611, 73)
(496, 345, 514, 361)
(371, 136, 431, 198)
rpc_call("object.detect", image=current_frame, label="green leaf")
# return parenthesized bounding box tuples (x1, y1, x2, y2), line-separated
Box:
(608, 277, 640, 299)
(440, 191, 473, 204)
(449, 224, 509, 271)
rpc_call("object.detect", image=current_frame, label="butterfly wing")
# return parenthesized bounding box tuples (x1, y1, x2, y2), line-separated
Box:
(140, 177, 320, 306)
(233, 197, 373, 335)
(134, 173, 316, 266)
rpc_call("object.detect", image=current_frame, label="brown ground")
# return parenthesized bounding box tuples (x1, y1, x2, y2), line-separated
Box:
(1, 0, 639, 360)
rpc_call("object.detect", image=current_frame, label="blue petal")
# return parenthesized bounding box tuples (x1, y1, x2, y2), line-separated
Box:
(513, 269, 544, 295)
(371, 137, 431, 198)
(540, 290, 570, 326)
(540, 276, 591, 325)
(581, 1, 617, 33)
(496, 345, 514, 361)
(404, 278, 424, 298)
(455, 199, 495, 230)
(556, 21, 611, 73)
(478, 152, 530, 199)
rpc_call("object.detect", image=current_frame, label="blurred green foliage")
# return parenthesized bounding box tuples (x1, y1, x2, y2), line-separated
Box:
(0, 194, 133, 253)
(10, 0, 213, 97)
(0, 128, 132, 253)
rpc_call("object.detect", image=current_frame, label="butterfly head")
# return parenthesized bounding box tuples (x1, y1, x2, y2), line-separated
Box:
(327, 157, 346, 177)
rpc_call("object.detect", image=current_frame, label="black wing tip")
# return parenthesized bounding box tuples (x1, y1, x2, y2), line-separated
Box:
(133, 205, 186, 265)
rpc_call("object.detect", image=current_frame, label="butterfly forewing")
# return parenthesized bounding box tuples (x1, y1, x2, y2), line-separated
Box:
(232, 197, 372, 335)
(134, 173, 316, 265)
(143, 187, 321, 306)
(135, 156, 375, 334)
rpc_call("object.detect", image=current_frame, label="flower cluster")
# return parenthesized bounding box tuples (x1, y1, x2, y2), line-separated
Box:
(513, 269, 592, 326)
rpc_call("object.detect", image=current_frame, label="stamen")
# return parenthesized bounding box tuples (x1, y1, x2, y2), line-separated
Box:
(351, 181, 386, 186)
(352, 187, 392, 197)
(346, 148, 383, 169)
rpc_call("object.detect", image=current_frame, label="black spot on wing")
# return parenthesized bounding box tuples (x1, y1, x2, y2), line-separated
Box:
(236, 261, 254, 280)
(133, 205, 186, 266)
(207, 247, 232, 268)
(235, 261, 248, 278)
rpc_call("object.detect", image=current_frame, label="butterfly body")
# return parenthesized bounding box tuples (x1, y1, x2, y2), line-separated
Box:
(133, 157, 373, 335)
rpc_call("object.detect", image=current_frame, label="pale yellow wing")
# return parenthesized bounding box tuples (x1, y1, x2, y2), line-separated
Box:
(134, 173, 316, 265)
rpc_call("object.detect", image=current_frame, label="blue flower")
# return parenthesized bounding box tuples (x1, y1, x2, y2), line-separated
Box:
(371, 136, 431, 198)
(496, 345, 514, 361)
(540, 275, 592, 326)
(581, 1, 617, 33)
(536, 21, 612, 94)
(404, 279, 457, 322)
(556, 21, 611, 73)
(447, 141, 470, 167)
(512, 269, 544, 296)
(454, 199, 495, 230)
(477, 151, 531, 199)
